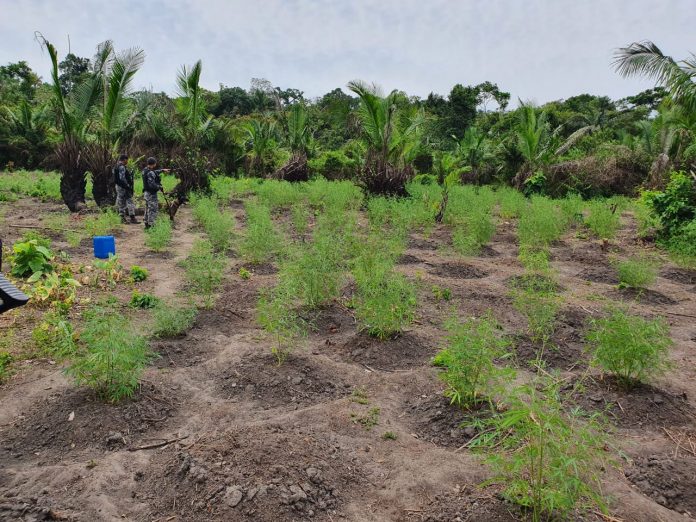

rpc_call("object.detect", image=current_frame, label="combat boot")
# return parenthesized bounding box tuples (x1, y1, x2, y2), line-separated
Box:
(130, 215, 140, 224)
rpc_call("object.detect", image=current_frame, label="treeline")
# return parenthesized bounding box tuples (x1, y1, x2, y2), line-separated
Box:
(0, 37, 694, 211)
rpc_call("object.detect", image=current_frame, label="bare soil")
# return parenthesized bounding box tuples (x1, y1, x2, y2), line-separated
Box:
(1, 195, 696, 521)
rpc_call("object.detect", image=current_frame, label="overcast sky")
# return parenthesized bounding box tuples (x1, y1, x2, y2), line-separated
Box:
(1, 0, 693, 104)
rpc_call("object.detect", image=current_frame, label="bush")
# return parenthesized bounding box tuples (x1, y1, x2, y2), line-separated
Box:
(257, 284, 306, 365)
(616, 256, 658, 290)
(240, 201, 280, 264)
(643, 171, 696, 235)
(452, 213, 496, 256)
(152, 303, 198, 338)
(65, 306, 152, 402)
(513, 285, 559, 349)
(517, 196, 566, 249)
(144, 218, 173, 252)
(307, 150, 358, 180)
(129, 290, 159, 309)
(84, 210, 121, 237)
(130, 265, 148, 282)
(476, 381, 608, 521)
(432, 312, 512, 407)
(585, 200, 621, 239)
(586, 309, 672, 387)
(353, 268, 416, 340)
(666, 218, 696, 264)
(10, 239, 54, 280)
(182, 239, 227, 308)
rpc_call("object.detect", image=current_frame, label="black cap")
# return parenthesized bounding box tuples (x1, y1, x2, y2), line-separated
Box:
(147, 157, 157, 166)
(118, 154, 128, 161)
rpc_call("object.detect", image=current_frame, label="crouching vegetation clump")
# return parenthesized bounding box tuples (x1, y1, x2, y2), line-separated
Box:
(65, 305, 152, 402)
(586, 308, 672, 388)
(145, 217, 173, 252)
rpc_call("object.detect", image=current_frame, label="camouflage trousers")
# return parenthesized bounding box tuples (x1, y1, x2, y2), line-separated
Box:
(144, 191, 159, 227)
(115, 185, 135, 218)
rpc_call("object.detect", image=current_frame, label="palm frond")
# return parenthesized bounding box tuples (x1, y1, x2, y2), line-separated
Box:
(103, 47, 145, 136)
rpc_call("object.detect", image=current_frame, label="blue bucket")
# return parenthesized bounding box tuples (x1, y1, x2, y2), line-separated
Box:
(93, 235, 116, 259)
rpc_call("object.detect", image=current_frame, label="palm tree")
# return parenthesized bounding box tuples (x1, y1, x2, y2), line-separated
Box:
(456, 126, 489, 182)
(37, 35, 90, 211)
(170, 60, 213, 199)
(513, 104, 554, 187)
(83, 42, 145, 207)
(347, 80, 423, 194)
(244, 118, 278, 177)
(274, 103, 311, 181)
(1, 100, 51, 167)
(614, 41, 696, 113)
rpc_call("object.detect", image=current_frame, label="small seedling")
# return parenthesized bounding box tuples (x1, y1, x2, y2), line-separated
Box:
(432, 285, 452, 301)
(130, 265, 148, 282)
(350, 387, 369, 405)
(382, 431, 398, 440)
(352, 407, 380, 430)
(238, 267, 251, 280)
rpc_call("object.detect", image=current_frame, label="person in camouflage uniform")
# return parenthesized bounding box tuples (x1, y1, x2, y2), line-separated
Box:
(114, 154, 138, 224)
(142, 157, 170, 228)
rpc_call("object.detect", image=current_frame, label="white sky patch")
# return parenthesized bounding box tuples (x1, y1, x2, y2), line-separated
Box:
(1, 0, 693, 103)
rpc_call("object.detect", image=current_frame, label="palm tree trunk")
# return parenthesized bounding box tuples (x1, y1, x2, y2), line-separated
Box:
(84, 143, 116, 208)
(55, 139, 87, 212)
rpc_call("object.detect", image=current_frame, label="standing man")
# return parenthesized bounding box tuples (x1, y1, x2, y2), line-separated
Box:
(114, 154, 138, 224)
(142, 157, 170, 229)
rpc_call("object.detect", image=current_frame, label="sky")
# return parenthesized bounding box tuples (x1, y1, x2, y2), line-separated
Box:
(1, 0, 693, 104)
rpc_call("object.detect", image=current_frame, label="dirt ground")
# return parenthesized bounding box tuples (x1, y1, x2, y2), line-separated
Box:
(1, 196, 696, 522)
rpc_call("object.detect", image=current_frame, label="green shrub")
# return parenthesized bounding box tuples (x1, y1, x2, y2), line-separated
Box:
(182, 239, 227, 308)
(190, 195, 236, 252)
(585, 200, 621, 239)
(31, 311, 77, 360)
(666, 218, 696, 265)
(452, 213, 496, 256)
(291, 203, 310, 235)
(616, 256, 658, 290)
(257, 284, 306, 365)
(497, 188, 528, 219)
(513, 287, 559, 348)
(517, 196, 565, 249)
(433, 312, 512, 407)
(84, 210, 121, 237)
(152, 303, 198, 338)
(475, 381, 608, 521)
(129, 290, 159, 309)
(240, 201, 280, 264)
(518, 246, 551, 273)
(65, 306, 152, 402)
(144, 217, 173, 252)
(307, 150, 357, 180)
(643, 171, 695, 235)
(353, 269, 416, 340)
(586, 309, 672, 387)
(130, 265, 148, 282)
(432, 285, 452, 301)
(10, 238, 54, 280)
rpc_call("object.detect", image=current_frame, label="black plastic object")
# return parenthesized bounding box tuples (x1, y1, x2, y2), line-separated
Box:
(0, 238, 30, 314)
(0, 273, 29, 314)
